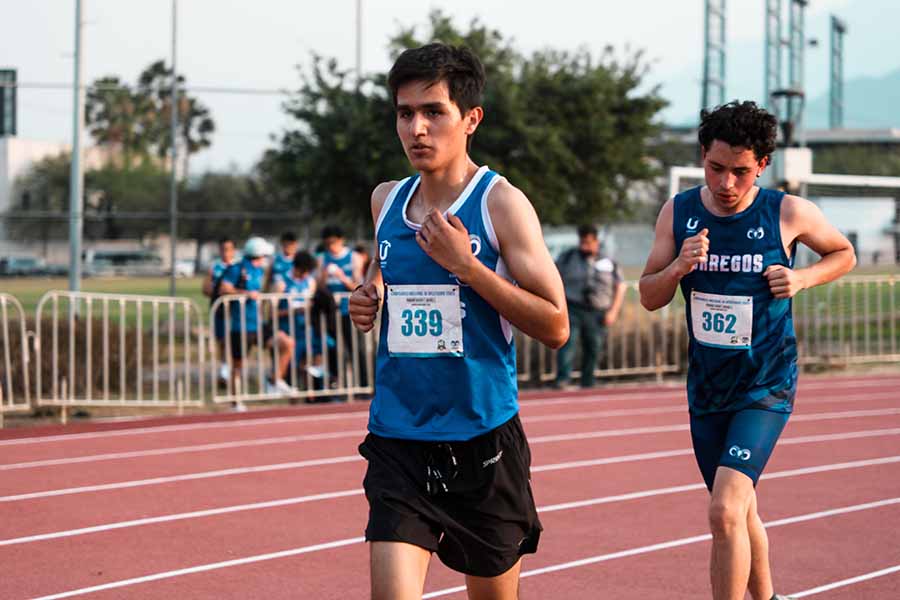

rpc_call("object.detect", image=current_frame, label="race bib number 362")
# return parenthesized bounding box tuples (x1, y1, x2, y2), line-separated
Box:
(386, 284, 464, 357)
(690, 291, 753, 350)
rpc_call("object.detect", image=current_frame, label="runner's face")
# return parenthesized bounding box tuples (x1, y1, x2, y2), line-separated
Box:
(395, 79, 481, 172)
(701, 140, 767, 211)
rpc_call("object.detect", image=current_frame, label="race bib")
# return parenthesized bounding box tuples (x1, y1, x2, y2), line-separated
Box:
(386, 285, 464, 357)
(690, 291, 753, 349)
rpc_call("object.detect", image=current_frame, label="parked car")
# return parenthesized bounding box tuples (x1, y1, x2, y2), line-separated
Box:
(0, 255, 47, 277)
(83, 249, 165, 277)
(174, 259, 196, 278)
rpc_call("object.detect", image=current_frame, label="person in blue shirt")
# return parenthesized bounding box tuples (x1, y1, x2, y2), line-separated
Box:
(318, 225, 367, 386)
(266, 231, 299, 291)
(348, 43, 568, 600)
(202, 237, 238, 383)
(218, 237, 296, 399)
(640, 101, 856, 600)
(272, 250, 331, 385)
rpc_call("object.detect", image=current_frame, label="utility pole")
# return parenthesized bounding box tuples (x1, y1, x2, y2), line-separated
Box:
(68, 0, 85, 292)
(169, 0, 179, 296)
(701, 0, 727, 112)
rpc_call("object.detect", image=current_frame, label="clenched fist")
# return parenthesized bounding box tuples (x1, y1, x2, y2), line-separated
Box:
(349, 281, 381, 332)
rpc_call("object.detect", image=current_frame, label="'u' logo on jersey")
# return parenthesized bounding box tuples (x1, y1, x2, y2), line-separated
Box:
(379, 240, 391, 262)
(686, 217, 699, 232)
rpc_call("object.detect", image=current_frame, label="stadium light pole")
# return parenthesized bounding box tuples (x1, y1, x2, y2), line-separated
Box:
(68, 0, 85, 292)
(169, 0, 179, 296)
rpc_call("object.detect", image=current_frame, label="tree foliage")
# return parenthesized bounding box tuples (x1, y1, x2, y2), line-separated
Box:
(266, 10, 668, 229)
(86, 60, 215, 176)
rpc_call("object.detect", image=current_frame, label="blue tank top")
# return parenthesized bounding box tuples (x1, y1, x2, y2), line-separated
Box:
(221, 258, 265, 332)
(673, 186, 797, 415)
(275, 271, 313, 333)
(320, 249, 354, 315)
(372, 166, 518, 441)
(272, 253, 294, 283)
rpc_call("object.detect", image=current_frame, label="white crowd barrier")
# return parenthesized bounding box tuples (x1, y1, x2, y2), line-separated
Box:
(0, 293, 31, 426)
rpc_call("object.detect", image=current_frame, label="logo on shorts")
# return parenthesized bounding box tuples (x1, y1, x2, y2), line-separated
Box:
(746, 226, 765, 240)
(729, 445, 752, 461)
(482, 450, 503, 468)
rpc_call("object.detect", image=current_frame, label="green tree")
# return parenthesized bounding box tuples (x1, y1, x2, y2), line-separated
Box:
(268, 10, 667, 229)
(813, 144, 900, 176)
(85, 60, 215, 176)
(7, 154, 71, 255)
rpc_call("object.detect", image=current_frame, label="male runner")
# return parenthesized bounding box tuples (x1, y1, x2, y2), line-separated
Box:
(348, 43, 568, 600)
(639, 100, 856, 600)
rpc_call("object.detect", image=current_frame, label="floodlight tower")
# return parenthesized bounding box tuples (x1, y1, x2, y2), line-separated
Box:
(829, 15, 847, 129)
(701, 0, 727, 112)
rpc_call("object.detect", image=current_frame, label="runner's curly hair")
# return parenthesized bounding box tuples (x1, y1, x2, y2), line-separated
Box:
(698, 101, 778, 163)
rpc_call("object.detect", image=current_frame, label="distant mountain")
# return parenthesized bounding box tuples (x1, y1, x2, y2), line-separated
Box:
(805, 68, 900, 129)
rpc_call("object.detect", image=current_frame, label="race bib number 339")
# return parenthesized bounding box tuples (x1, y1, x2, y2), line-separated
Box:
(386, 284, 464, 357)
(690, 291, 753, 350)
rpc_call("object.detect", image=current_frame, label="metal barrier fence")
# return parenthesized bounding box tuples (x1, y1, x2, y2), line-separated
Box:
(208, 292, 376, 405)
(794, 275, 899, 366)
(0, 276, 896, 425)
(516, 282, 687, 385)
(34, 291, 207, 419)
(0, 293, 31, 426)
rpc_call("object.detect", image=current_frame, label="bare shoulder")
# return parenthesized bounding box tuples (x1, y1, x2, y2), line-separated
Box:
(370, 180, 400, 223)
(485, 176, 531, 215)
(780, 193, 823, 228)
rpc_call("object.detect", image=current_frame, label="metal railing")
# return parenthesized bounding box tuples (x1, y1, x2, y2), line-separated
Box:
(33, 291, 207, 419)
(794, 275, 899, 366)
(517, 282, 687, 385)
(0, 293, 31, 426)
(209, 292, 376, 405)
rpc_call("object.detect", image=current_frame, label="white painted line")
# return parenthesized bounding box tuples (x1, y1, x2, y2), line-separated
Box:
(4, 375, 894, 448)
(30, 495, 897, 599)
(791, 564, 900, 597)
(0, 455, 364, 503)
(0, 489, 365, 546)
(0, 429, 366, 471)
(5, 426, 900, 503)
(0, 412, 370, 447)
(28, 536, 366, 600)
(4, 450, 898, 549)
(10, 403, 881, 472)
(422, 497, 900, 598)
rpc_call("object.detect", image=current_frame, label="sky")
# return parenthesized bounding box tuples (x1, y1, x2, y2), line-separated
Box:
(3, 0, 898, 174)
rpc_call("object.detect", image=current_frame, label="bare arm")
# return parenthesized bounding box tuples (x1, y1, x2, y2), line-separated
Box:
(763, 195, 857, 298)
(605, 280, 627, 326)
(201, 267, 215, 298)
(417, 179, 569, 349)
(639, 199, 709, 311)
(348, 182, 393, 332)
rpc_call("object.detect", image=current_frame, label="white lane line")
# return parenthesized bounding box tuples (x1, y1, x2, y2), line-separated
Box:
(4, 375, 894, 448)
(0, 430, 366, 471)
(791, 564, 900, 597)
(28, 536, 366, 600)
(0, 455, 364, 503)
(4, 450, 899, 548)
(9, 403, 897, 473)
(31, 497, 900, 600)
(422, 497, 900, 598)
(5, 426, 900, 503)
(0, 412, 370, 447)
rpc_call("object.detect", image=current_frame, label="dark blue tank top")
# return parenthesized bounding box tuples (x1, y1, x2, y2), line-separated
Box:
(673, 186, 797, 415)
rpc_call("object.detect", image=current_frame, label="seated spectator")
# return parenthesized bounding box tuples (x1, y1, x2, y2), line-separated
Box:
(272, 251, 331, 387)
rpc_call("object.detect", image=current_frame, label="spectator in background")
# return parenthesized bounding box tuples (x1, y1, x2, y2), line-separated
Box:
(272, 251, 330, 388)
(218, 236, 295, 406)
(317, 226, 366, 381)
(266, 231, 299, 291)
(553, 224, 626, 389)
(202, 237, 238, 384)
(353, 243, 372, 274)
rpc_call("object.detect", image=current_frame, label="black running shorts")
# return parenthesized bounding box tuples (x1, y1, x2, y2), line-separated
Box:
(358, 414, 542, 578)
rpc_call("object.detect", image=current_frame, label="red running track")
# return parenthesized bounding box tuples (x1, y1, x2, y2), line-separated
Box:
(1, 374, 899, 599)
